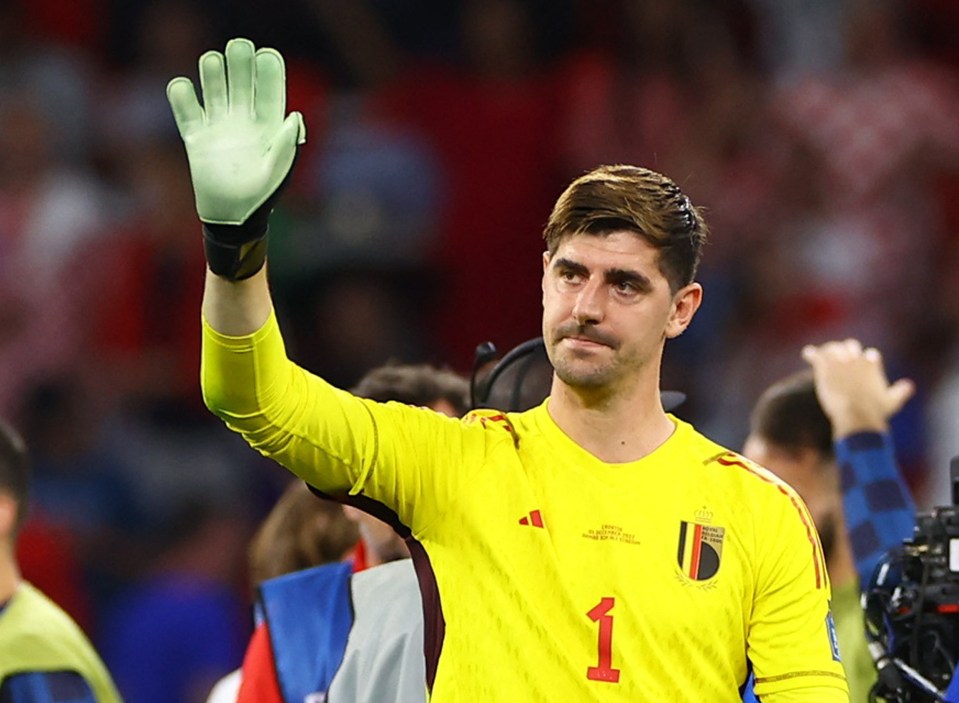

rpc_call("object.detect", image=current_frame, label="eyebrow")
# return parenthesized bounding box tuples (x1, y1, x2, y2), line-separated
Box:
(606, 268, 653, 293)
(552, 257, 653, 293)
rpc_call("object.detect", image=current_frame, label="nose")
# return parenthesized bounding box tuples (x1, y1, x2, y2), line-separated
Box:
(572, 279, 604, 325)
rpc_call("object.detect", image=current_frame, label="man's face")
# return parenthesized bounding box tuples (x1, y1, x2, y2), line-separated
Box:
(541, 231, 700, 393)
(742, 434, 839, 560)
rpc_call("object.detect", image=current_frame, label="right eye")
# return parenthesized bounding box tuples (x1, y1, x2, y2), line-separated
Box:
(557, 266, 583, 284)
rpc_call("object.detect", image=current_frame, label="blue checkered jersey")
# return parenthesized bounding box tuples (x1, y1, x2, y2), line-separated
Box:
(838, 431, 915, 589)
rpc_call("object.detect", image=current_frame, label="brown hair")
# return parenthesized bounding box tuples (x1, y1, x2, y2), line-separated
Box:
(750, 370, 834, 460)
(0, 419, 29, 536)
(248, 481, 359, 586)
(351, 363, 470, 417)
(543, 164, 708, 292)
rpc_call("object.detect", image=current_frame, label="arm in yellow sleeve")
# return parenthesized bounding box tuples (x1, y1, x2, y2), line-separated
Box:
(748, 482, 849, 701)
(201, 283, 488, 534)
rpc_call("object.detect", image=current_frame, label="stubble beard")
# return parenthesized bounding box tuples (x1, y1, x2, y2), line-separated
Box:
(553, 353, 619, 390)
(548, 322, 624, 391)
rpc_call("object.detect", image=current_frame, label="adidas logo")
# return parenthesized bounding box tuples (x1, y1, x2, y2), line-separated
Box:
(519, 510, 544, 528)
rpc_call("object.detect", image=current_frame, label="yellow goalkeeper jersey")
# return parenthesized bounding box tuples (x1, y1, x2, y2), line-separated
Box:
(202, 312, 848, 702)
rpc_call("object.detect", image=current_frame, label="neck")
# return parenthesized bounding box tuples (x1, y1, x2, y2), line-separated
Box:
(547, 376, 675, 463)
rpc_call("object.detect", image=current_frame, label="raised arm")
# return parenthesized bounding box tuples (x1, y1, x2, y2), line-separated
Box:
(801, 339, 916, 588)
(165, 41, 483, 526)
(167, 37, 305, 335)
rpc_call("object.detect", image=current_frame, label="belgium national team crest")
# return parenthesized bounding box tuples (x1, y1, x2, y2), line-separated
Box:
(677, 521, 724, 581)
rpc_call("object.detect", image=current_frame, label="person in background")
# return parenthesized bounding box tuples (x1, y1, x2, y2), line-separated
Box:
(226, 363, 469, 703)
(99, 497, 250, 703)
(247, 480, 358, 588)
(206, 479, 359, 703)
(0, 418, 121, 703)
(743, 339, 916, 702)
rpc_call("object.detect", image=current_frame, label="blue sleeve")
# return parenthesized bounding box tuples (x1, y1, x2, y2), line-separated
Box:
(0, 672, 97, 703)
(837, 431, 916, 589)
(945, 667, 959, 703)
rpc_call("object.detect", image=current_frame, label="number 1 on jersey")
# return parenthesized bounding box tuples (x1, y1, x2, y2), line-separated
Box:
(587, 597, 621, 683)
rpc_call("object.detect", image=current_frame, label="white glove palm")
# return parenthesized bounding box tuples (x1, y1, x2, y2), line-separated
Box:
(166, 38, 306, 226)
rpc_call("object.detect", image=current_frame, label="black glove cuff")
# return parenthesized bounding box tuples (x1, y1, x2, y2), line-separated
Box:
(202, 223, 269, 281)
(201, 187, 276, 281)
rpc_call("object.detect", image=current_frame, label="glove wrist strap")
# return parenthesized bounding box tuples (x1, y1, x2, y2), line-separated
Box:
(202, 222, 269, 281)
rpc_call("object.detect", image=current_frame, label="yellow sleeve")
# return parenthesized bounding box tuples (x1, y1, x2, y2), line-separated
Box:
(200, 310, 488, 534)
(760, 688, 850, 702)
(748, 487, 849, 701)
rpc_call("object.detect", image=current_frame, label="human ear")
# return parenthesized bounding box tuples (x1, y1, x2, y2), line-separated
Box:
(0, 494, 17, 540)
(665, 282, 703, 339)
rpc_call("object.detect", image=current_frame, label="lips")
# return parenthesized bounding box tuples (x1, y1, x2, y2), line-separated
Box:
(555, 325, 617, 349)
(565, 336, 607, 348)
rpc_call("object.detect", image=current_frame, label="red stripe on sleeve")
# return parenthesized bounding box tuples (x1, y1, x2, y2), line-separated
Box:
(716, 455, 824, 589)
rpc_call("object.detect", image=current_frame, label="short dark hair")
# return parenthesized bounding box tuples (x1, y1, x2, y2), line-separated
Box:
(750, 370, 834, 460)
(543, 164, 708, 292)
(0, 419, 29, 534)
(351, 364, 470, 416)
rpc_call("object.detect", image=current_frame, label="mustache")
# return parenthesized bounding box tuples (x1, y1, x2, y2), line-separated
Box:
(554, 324, 618, 348)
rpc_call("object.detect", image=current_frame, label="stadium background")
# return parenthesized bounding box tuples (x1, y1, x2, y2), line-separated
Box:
(0, 0, 957, 698)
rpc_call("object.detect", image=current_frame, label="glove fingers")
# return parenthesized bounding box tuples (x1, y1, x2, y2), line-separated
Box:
(199, 50, 228, 121)
(166, 77, 204, 138)
(226, 38, 255, 116)
(253, 48, 286, 126)
(277, 111, 307, 149)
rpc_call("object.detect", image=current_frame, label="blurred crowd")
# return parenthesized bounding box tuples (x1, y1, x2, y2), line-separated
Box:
(1, 0, 958, 699)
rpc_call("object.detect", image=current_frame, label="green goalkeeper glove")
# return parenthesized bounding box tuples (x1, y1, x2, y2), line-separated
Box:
(167, 37, 306, 280)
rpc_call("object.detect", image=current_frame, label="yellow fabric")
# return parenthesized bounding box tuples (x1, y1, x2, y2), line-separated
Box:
(0, 582, 122, 702)
(202, 312, 849, 702)
(832, 579, 876, 703)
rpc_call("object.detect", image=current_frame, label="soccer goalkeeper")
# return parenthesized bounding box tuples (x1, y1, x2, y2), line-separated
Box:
(169, 38, 849, 701)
